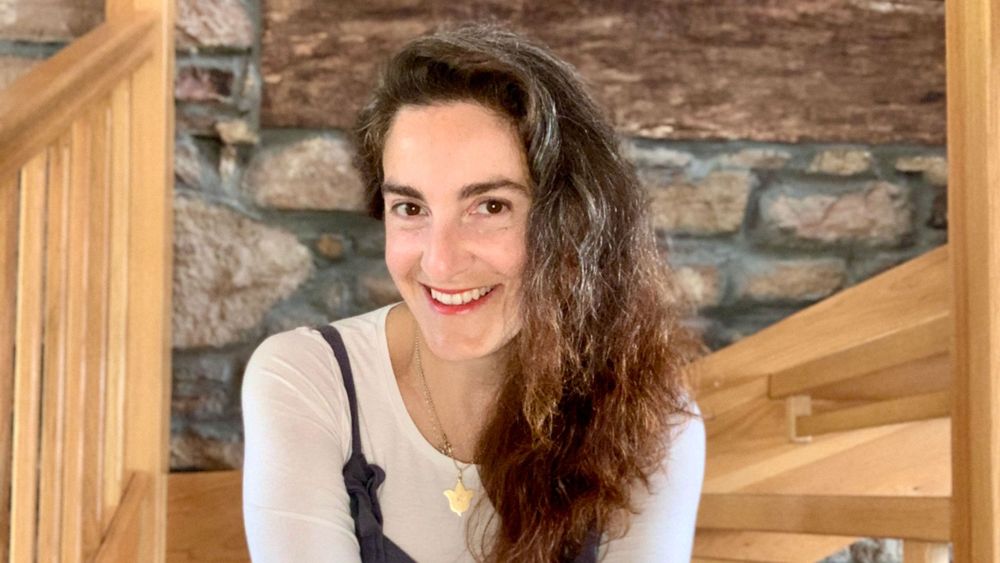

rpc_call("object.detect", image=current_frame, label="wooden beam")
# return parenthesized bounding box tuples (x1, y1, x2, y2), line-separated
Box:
(945, 0, 1000, 561)
(796, 391, 951, 438)
(769, 313, 950, 399)
(688, 246, 949, 390)
(697, 493, 950, 541)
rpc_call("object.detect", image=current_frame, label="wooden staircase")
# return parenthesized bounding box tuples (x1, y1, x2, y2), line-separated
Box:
(692, 246, 952, 562)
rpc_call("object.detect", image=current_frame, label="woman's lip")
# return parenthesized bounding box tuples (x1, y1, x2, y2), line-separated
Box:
(422, 284, 499, 315)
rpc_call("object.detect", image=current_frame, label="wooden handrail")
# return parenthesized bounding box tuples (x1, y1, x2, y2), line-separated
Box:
(698, 493, 951, 541)
(0, 12, 156, 181)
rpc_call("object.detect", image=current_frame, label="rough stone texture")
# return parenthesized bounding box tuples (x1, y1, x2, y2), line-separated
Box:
(174, 134, 220, 192)
(173, 196, 314, 348)
(759, 182, 914, 247)
(647, 171, 753, 235)
(718, 148, 791, 170)
(216, 119, 260, 145)
(244, 135, 367, 211)
(819, 538, 904, 563)
(171, 423, 243, 470)
(0, 56, 37, 90)
(737, 257, 846, 303)
(0, 0, 102, 40)
(895, 154, 948, 187)
(261, 1, 945, 143)
(358, 268, 402, 308)
(176, 0, 254, 50)
(316, 233, 349, 260)
(673, 264, 723, 308)
(624, 143, 693, 169)
(808, 148, 873, 176)
(175, 64, 237, 103)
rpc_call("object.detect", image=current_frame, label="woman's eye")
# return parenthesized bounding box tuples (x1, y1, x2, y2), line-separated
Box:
(476, 200, 509, 215)
(390, 202, 423, 217)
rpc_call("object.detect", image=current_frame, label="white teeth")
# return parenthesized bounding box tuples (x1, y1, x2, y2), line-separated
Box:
(430, 286, 494, 305)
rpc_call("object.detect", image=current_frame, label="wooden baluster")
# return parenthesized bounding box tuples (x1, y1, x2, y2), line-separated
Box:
(9, 153, 48, 563)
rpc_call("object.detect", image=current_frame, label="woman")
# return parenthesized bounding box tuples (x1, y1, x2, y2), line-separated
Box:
(242, 23, 705, 562)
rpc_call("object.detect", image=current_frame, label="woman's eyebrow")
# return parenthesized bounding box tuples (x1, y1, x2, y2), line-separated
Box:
(381, 179, 530, 201)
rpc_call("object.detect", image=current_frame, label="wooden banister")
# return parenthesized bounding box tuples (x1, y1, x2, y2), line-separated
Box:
(0, 12, 155, 181)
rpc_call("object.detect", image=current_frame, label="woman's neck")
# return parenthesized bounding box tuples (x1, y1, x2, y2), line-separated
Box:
(386, 303, 506, 459)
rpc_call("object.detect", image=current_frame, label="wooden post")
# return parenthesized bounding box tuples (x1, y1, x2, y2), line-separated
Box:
(105, 0, 174, 561)
(945, 0, 1000, 561)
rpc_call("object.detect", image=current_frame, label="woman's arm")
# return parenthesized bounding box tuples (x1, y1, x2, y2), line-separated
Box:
(602, 400, 706, 562)
(241, 328, 362, 562)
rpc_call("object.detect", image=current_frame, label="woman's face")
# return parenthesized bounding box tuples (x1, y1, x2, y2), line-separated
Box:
(381, 101, 532, 363)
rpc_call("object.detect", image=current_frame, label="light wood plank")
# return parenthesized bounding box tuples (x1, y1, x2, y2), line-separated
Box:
(806, 352, 950, 402)
(102, 79, 130, 535)
(0, 172, 19, 561)
(0, 14, 155, 180)
(796, 391, 951, 438)
(768, 313, 950, 399)
(59, 112, 95, 563)
(688, 246, 948, 389)
(945, 0, 1000, 561)
(698, 493, 950, 541)
(9, 152, 48, 563)
(903, 540, 950, 563)
(37, 135, 71, 563)
(166, 471, 249, 563)
(694, 529, 858, 563)
(81, 100, 112, 562)
(93, 472, 153, 563)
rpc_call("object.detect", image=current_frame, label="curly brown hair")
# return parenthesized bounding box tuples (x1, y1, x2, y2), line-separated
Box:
(353, 22, 703, 563)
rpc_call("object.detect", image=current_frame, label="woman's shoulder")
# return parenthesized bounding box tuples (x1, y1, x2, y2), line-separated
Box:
(241, 305, 394, 423)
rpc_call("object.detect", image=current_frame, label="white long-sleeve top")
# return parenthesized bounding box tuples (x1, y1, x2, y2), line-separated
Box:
(241, 304, 705, 562)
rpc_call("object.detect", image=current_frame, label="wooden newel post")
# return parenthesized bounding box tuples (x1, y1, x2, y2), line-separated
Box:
(945, 0, 1000, 562)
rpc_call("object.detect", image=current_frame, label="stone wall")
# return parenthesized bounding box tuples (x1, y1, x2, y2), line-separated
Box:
(1, 2, 946, 560)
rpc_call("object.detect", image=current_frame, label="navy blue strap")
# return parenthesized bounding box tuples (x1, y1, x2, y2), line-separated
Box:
(315, 324, 416, 563)
(315, 324, 599, 562)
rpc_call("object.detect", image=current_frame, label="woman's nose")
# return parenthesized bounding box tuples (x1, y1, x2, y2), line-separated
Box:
(421, 219, 473, 281)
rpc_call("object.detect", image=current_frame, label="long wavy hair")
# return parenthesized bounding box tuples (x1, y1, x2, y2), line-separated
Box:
(353, 23, 703, 563)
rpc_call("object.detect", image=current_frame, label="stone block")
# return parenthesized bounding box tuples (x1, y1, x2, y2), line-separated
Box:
(262, 2, 945, 143)
(718, 148, 792, 170)
(758, 181, 914, 247)
(359, 268, 401, 308)
(808, 148, 873, 176)
(175, 63, 237, 103)
(648, 171, 753, 235)
(170, 423, 243, 470)
(316, 233, 349, 260)
(895, 154, 947, 187)
(176, 0, 254, 50)
(624, 142, 693, 168)
(737, 257, 846, 303)
(174, 134, 220, 192)
(0, 0, 102, 41)
(244, 135, 367, 211)
(172, 196, 313, 348)
(673, 264, 723, 308)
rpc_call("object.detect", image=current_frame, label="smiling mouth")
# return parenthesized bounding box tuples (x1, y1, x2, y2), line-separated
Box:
(425, 285, 498, 306)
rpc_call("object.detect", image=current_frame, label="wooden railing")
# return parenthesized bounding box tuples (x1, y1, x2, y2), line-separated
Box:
(0, 1, 173, 561)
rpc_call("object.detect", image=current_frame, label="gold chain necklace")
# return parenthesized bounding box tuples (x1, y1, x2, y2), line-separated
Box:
(414, 332, 475, 517)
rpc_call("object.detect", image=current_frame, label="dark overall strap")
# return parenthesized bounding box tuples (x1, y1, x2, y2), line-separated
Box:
(315, 325, 417, 563)
(315, 324, 599, 563)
